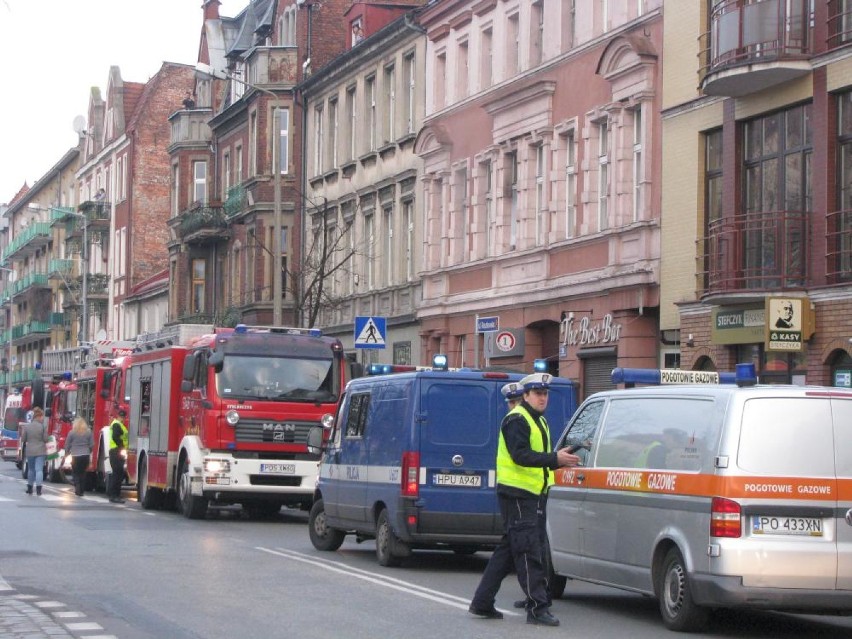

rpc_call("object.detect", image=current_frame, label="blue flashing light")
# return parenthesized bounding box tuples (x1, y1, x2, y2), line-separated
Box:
(735, 362, 757, 387)
(234, 324, 248, 334)
(367, 363, 393, 375)
(61, 371, 73, 381)
(533, 359, 548, 372)
(34, 362, 41, 370)
(308, 328, 323, 338)
(432, 354, 449, 371)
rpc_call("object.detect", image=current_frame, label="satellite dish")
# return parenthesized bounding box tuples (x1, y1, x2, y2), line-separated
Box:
(95, 329, 107, 341)
(72, 115, 87, 135)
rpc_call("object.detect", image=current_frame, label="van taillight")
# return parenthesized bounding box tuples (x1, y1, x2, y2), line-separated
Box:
(401, 451, 420, 497)
(710, 497, 741, 538)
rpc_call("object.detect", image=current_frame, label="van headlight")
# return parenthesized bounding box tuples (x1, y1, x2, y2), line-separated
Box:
(225, 410, 240, 426)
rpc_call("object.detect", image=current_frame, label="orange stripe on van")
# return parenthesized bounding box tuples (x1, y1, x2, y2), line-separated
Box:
(553, 467, 846, 501)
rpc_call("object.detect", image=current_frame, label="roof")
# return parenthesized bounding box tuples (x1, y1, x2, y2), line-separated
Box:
(225, 0, 276, 58)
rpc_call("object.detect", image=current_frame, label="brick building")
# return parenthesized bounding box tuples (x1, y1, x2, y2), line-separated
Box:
(662, 0, 852, 386)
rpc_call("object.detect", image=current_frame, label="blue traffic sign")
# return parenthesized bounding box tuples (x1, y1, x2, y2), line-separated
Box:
(476, 316, 499, 333)
(354, 316, 386, 349)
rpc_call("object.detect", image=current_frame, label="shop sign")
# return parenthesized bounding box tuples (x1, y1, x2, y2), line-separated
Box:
(834, 370, 852, 388)
(559, 313, 622, 352)
(711, 306, 765, 344)
(765, 297, 804, 352)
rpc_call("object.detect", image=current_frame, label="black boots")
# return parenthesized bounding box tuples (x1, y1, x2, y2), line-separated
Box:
(25, 485, 32, 495)
(36, 486, 42, 496)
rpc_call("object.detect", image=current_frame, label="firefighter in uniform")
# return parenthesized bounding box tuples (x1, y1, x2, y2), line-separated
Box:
(469, 373, 580, 627)
(107, 409, 128, 504)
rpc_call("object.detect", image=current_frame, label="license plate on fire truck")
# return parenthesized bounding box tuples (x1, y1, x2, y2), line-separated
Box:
(260, 463, 296, 474)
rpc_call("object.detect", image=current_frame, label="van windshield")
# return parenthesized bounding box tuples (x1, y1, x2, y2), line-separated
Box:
(3, 407, 25, 431)
(216, 355, 338, 403)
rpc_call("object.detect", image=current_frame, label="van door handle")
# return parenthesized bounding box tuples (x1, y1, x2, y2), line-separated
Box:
(576, 473, 585, 483)
(845, 509, 852, 527)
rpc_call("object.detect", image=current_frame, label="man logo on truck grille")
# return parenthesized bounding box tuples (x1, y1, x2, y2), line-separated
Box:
(263, 422, 296, 432)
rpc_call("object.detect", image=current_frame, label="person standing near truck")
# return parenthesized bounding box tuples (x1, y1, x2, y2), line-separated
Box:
(65, 417, 94, 496)
(469, 373, 580, 627)
(21, 407, 48, 496)
(107, 409, 128, 504)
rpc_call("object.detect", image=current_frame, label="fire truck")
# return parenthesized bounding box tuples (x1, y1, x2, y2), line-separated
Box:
(126, 324, 360, 519)
(39, 340, 135, 488)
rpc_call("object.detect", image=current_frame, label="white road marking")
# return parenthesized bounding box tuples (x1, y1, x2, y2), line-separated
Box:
(65, 621, 104, 631)
(34, 600, 65, 608)
(53, 611, 85, 618)
(255, 546, 519, 617)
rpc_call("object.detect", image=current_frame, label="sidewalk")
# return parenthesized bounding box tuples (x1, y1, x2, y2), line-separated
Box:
(0, 593, 74, 638)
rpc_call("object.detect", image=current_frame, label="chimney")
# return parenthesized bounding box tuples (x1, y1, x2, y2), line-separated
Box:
(203, 0, 221, 21)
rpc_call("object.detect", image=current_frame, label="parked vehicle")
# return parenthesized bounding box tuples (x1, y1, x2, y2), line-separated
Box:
(126, 323, 361, 519)
(547, 365, 852, 632)
(307, 362, 579, 566)
(1, 387, 31, 463)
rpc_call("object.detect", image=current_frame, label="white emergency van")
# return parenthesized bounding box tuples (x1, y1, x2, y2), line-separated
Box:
(547, 365, 852, 632)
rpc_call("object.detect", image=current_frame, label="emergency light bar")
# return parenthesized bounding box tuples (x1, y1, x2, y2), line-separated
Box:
(611, 367, 740, 387)
(233, 324, 322, 337)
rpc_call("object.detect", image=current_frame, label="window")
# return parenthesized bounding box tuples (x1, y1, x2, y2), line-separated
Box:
(507, 14, 520, 76)
(384, 205, 394, 286)
(403, 200, 414, 280)
(249, 111, 257, 176)
(278, 107, 290, 175)
(231, 62, 246, 102)
(235, 144, 243, 184)
(171, 163, 179, 217)
(404, 52, 416, 134)
(343, 393, 370, 438)
(565, 131, 576, 238)
(366, 76, 376, 152)
(351, 18, 365, 47)
(192, 258, 206, 313)
(457, 40, 469, 100)
(705, 128, 723, 226)
(483, 160, 494, 254)
(365, 212, 375, 290)
(632, 106, 643, 222)
(507, 152, 518, 249)
(347, 86, 357, 160)
(384, 65, 395, 143)
(193, 160, 207, 204)
(314, 105, 324, 175)
(742, 104, 811, 287)
(535, 144, 545, 244)
(348, 214, 356, 293)
(434, 52, 446, 110)
(329, 99, 338, 168)
(836, 92, 852, 279)
(480, 27, 493, 90)
(223, 150, 231, 200)
(531, 1, 544, 66)
(598, 121, 609, 231)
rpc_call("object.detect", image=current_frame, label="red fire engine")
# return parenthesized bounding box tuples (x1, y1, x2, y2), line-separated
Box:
(126, 324, 360, 518)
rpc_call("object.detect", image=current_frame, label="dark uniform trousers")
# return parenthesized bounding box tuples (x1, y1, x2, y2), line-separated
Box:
(108, 449, 125, 498)
(471, 493, 551, 613)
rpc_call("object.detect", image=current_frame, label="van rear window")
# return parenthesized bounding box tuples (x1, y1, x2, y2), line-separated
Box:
(595, 397, 717, 471)
(424, 383, 492, 446)
(738, 398, 834, 478)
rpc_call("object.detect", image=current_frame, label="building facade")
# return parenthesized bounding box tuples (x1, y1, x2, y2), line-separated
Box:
(300, 3, 427, 366)
(414, 0, 663, 398)
(662, 0, 852, 386)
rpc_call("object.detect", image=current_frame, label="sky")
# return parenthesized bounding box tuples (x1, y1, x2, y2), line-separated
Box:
(0, 0, 239, 204)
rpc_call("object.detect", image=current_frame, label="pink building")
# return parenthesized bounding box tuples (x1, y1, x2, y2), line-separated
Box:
(414, 0, 663, 398)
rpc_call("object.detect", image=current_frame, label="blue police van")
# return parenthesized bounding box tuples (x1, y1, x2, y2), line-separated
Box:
(307, 363, 578, 566)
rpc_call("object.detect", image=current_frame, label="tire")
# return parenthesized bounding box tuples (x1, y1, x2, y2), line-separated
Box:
(137, 459, 163, 510)
(177, 457, 208, 519)
(95, 450, 107, 493)
(21, 457, 27, 480)
(375, 508, 409, 567)
(658, 547, 709, 632)
(308, 499, 345, 551)
(451, 545, 478, 556)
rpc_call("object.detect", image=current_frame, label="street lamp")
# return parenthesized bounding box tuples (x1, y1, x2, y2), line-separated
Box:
(0, 266, 16, 400)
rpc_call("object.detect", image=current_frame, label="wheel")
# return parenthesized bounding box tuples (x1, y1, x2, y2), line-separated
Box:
(658, 547, 709, 632)
(95, 450, 107, 493)
(20, 457, 28, 480)
(451, 545, 478, 556)
(308, 499, 345, 551)
(375, 508, 409, 567)
(177, 457, 208, 519)
(137, 459, 163, 510)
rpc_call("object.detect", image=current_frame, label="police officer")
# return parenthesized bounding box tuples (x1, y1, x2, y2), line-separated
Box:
(107, 409, 128, 504)
(469, 373, 579, 626)
(500, 381, 524, 410)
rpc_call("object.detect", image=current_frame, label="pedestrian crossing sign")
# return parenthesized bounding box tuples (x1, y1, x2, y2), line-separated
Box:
(354, 316, 386, 349)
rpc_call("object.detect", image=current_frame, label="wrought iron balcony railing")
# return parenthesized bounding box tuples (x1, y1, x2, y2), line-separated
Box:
(697, 209, 809, 296)
(177, 204, 228, 237)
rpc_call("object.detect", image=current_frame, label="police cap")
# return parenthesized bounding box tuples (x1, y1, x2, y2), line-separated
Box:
(501, 382, 524, 401)
(520, 372, 552, 391)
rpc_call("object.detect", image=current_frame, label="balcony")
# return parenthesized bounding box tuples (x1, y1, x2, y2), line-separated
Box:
(826, 208, 852, 283)
(73, 200, 111, 232)
(2, 222, 52, 261)
(699, 0, 812, 97)
(48, 259, 75, 280)
(697, 210, 809, 299)
(10, 272, 49, 296)
(12, 320, 51, 341)
(175, 204, 230, 244)
(828, 0, 852, 50)
(169, 107, 213, 150)
(224, 185, 247, 218)
(245, 46, 298, 89)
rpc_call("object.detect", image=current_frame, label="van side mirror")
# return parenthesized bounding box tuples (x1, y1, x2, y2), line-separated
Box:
(180, 380, 193, 393)
(208, 349, 224, 372)
(307, 426, 325, 455)
(44, 407, 52, 418)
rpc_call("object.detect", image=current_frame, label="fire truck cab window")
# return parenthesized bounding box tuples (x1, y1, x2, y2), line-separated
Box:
(216, 355, 336, 402)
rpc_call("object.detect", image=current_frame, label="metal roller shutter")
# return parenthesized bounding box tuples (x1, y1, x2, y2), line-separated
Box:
(582, 355, 617, 400)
